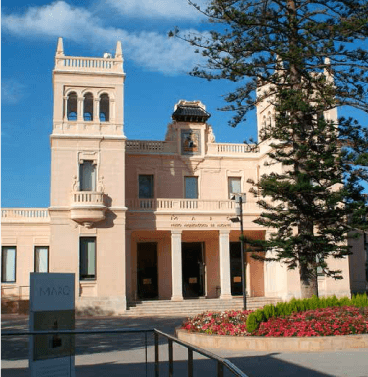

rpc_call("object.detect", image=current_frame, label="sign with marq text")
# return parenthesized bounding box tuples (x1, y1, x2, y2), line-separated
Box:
(30, 273, 75, 377)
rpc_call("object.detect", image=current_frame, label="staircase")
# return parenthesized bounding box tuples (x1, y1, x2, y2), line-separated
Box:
(124, 297, 282, 317)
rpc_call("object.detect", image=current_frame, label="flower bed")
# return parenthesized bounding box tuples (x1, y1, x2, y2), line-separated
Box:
(182, 306, 368, 337)
(182, 310, 253, 336)
(256, 306, 368, 337)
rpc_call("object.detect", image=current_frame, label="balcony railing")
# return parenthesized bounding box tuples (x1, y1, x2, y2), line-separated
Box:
(126, 140, 259, 156)
(208, 143, 260, 155)
(1, 209, 49, 222)
(72, 191, 105, 206)
(126, 199, 259, 213)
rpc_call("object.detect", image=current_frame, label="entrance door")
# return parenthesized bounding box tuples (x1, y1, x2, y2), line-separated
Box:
(182, 243, 205, 298)
(137, 242, 158, 300)
(230, 242, 243, 296)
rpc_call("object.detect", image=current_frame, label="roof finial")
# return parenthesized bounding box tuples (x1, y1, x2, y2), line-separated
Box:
(56, 37, 64, 57)
(115, 41, 123, 59)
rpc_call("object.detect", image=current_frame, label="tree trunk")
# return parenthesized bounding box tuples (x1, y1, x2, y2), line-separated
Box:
(299, 261, 318, 298)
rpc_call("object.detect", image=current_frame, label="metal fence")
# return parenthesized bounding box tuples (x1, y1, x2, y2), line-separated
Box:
(2, 328, 249, 377)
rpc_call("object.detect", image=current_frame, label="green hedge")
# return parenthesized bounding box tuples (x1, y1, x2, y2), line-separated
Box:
(245, 293, 368, 332)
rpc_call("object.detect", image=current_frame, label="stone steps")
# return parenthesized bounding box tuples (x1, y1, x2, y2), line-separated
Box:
(124, 297, 281, 317)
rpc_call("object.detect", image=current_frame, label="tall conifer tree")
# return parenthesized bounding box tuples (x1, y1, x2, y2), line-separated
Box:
(171, 0, 368, 297)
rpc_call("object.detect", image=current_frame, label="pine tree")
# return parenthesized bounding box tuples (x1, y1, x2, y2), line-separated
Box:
(171, 0, 368, 297)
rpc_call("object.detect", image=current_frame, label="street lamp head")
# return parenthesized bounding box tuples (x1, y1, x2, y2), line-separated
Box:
(229, 217, 240, 223)
(230, 193, 247, 203)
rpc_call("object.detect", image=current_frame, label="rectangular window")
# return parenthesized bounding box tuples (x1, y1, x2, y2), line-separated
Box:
(185, 177, 198, 199)
(79, 161, 96, 191)
(80, 237, 96, 280)
(139, 175, 154, 199)
(228, 177, 241, 199)
(1, 247, 16, 283)
(34, 246, 49, 273)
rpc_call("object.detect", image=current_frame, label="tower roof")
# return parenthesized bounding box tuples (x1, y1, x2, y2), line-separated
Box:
(172, 100, 211, 123)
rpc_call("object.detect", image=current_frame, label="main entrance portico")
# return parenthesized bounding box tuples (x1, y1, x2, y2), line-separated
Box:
(128, 229, 265, 303)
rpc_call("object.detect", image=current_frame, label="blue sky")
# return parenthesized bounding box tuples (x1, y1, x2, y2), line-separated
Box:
(1, 0, 367, 207)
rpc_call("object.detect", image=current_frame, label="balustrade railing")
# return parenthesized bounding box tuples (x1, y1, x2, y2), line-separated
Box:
(127, 140, 164, 152)
(126, 140, 177, 154)
(126, 199, 259, 212)
(1, 209, 49, 221)
(126, 140, 259, 155)
(55, 56, 123, 73)
(208, 143, 260, 155)
(72, 192, 105, 205)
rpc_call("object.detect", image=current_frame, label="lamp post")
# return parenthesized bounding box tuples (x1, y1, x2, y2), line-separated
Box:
(230, 193, 247, 310)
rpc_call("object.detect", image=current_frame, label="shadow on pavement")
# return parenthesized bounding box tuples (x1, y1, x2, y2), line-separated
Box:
(1, 354, 335, 377)
(2, 315, 187, 361)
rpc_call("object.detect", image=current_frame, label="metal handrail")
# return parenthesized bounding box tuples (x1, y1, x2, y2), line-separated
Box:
(2, 328, 249, 377)
(154, 329, 248, 377)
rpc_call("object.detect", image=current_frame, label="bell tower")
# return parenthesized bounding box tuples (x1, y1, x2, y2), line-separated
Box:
(52, 37, 125, 138)
(49, 38, 127, 313)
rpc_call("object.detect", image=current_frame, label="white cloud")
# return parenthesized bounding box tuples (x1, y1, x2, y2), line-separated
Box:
(2, 1, 207, 75)
(105, 0, 207, 20)
(2, 2, 104, 41)
(1, 79, 26, 105)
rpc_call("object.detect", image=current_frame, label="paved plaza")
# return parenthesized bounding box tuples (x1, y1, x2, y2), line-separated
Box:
(2, 314, 368, 377)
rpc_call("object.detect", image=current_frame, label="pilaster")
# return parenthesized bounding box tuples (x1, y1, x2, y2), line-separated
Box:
(219, 230, 232, 299)
(171, 230, 183, 301)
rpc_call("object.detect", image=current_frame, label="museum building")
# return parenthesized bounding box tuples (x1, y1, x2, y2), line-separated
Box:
(1, 39, 367, 314)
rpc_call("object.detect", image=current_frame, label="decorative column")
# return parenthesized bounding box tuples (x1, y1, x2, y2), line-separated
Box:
(219, 230, 232, 299)
(77, 97, 84, 122)
(171, 230, 183, 301)
(94, 98, 100, 123)
(110, 98, 116, 123)
(63, 96, 68, 122)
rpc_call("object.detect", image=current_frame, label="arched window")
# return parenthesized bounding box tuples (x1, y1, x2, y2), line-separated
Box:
(100, 94, 109, 122)
(67, 92, 77, 120)
(267, 112, 272, 126)
(83, 93, 93, 121)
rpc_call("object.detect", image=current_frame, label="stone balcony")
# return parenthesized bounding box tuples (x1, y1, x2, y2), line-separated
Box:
(70, 191, 107, 228)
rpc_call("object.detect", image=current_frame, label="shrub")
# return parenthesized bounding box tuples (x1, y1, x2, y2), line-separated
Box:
(337, 296, 350, 306)
(245, 294, 368, 332)
(351, 293, 368, 307)
(245, 312, 259, 333)
(263, 303, 276, 321)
